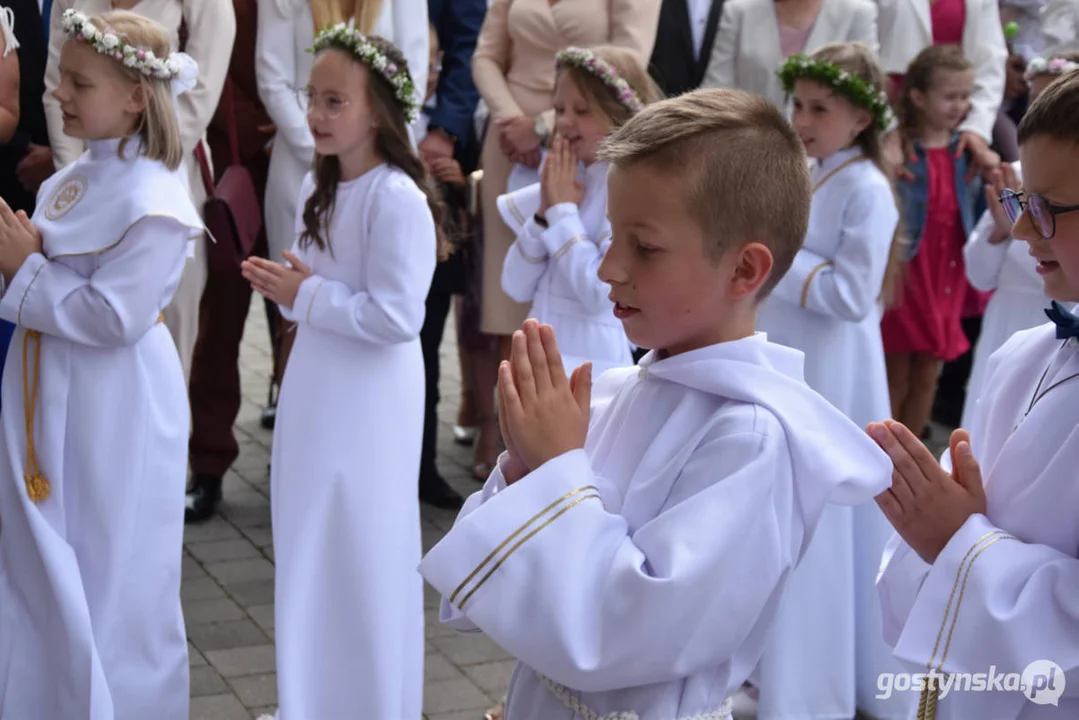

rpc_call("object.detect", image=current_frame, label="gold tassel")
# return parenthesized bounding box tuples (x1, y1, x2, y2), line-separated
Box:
(22, 329, 49, 503)
(917, 674, 938, 720)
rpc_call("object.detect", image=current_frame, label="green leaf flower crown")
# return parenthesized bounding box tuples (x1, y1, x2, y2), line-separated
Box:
(61, 8, 181, 80)
(777, 54, 896, 131)
(308, 21, 419, 123)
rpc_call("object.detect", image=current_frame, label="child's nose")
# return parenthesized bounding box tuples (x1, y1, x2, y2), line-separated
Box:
(1010, 207, 1041, 245)
(598, 244, 628, 285)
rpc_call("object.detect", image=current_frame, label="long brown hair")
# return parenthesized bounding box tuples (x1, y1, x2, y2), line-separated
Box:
(311, 0, 384, 35)
(897, 44, 972, 147)
(300, 36, 448, 260)
(810, 42, 907, 308)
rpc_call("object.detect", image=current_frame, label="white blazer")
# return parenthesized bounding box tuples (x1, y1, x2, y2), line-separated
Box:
(875, 0, 1007, 141)
(702, 0, 878, 110)
(255, 0, 428, 260)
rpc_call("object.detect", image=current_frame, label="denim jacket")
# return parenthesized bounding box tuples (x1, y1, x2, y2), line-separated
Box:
(897, 134, 986, 260)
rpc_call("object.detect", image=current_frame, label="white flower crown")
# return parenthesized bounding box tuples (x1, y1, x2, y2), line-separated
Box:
(308, 22, 419, 123)
(556, 47, 643, 113)
(1024, 56, 1079, 84)
(61, 8, 181, 80)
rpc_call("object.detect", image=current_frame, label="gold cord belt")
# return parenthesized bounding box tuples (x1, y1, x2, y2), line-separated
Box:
(20, 312, 165, 503)
(22, 329, 48, 502)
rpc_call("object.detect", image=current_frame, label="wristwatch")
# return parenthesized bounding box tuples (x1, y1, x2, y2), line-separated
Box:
(533, 115, 550, 144)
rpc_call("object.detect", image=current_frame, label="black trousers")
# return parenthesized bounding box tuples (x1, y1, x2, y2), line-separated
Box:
(419, 256, 466, 481)
(932, 315, 983, 428)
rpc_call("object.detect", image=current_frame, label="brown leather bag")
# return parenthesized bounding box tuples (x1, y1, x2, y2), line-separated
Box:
(194, 78, 262, 273)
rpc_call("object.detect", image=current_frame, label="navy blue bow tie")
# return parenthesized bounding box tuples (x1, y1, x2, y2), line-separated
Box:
(1045, 301, 1079, 339)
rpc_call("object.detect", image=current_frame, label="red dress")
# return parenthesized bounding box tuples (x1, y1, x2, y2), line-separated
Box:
(881, 148, 970, 361)
(888, 0, 967, 100)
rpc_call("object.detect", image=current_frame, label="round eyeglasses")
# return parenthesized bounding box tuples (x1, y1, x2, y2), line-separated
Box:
(999, 188, 1079, 239)
(297, 88, 350, 119)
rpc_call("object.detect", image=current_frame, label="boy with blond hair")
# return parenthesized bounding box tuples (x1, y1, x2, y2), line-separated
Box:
(419, 88, 892, 720)
(874, 71, 1079, 720)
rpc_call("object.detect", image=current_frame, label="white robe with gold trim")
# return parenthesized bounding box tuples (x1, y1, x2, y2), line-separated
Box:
(878, 322, 1079, 720)
(420, 334, 891, 720)
(960, 162, 1050, 431)
(754, 146, 910, 719)
(0, 139, 201, 720)
(270, 164, 434, 719)
(497, 160, 632, 376)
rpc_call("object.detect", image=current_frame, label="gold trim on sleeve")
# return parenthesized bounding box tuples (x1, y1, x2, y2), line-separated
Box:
(799, 261, 833, 308)
(514, 242, 548, 265)
(304, 279, 326, 324)
(449, 484, 599, 606)
(916, 530, 1017, 720)
(458, 492, 602, 609)
(505, 195, 525, 226)
(552, 235, 584, 261)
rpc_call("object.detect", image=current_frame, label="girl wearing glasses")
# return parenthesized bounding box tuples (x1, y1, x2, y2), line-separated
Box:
(249, 0, 427, 435)
(880, 45, 986, 441)
(242, 30, 441, 719)
(957, 53, 1079, 431)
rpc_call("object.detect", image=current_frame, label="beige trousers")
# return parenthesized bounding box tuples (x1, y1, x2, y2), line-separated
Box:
(163, 234, 209, 385)
(163, 155, 210, 386)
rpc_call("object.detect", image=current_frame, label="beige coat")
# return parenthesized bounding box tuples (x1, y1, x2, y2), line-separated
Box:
(472, 0, 661, 335)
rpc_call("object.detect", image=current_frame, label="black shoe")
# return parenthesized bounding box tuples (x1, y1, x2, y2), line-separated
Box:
(260, 404, 276, 430)
(419, 473, 464, 510)
(185, 474, 222, 524)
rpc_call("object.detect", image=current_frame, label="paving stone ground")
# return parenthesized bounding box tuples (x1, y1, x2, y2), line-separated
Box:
(184, 298, 508, 720)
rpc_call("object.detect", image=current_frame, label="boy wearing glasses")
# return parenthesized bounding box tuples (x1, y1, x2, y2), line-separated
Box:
(872, 70, 1079, 720)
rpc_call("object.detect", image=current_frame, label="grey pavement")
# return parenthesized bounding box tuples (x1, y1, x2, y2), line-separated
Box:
(184, 297, 508, 720)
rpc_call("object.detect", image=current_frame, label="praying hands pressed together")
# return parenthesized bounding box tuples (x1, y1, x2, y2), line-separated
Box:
(868, 419, 987, 564)
(497, 319, 591, 485)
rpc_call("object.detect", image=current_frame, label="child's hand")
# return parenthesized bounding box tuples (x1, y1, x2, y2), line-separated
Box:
(0, 199, 43, 283)
(883, 131, 915, 182)
(430, 157, 465, 187)
(957, 131, 1000, 182)
(541, 137, 584, 213)
(496, 372, 529, 485)
(868, 420, 987, 564)
(984, 163, 1021, 243)
(242, 250, 312, 309)
(499, 320, 591, 471)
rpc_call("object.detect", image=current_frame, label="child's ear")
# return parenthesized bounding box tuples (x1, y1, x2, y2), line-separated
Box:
(124, 82, 151, 116)
(909, 88, 927, 113)
(854, 108, 873, 136)
(728, 242, 774, 300)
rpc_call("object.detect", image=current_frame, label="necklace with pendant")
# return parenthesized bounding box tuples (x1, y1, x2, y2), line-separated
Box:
(1013, 341, 1079, 433)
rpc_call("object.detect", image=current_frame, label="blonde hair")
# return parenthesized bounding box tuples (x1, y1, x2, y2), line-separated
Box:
(558, 45, 663, 129)
(809, 42, 907, 308)
(86, 11, 183, 169)
(311, 0, 384, 35)
(598, 88, 810, 299)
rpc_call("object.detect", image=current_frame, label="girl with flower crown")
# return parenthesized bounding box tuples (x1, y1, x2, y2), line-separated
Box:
(496, 45, 661, 380)
(745, 41, 910, 720)
(0, 9, 202, 720)
(240, 27, 442, 720)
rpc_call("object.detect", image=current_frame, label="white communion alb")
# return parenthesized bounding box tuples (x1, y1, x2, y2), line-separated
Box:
(420, 333, 892, 720)
(0, 137, 202, 720)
